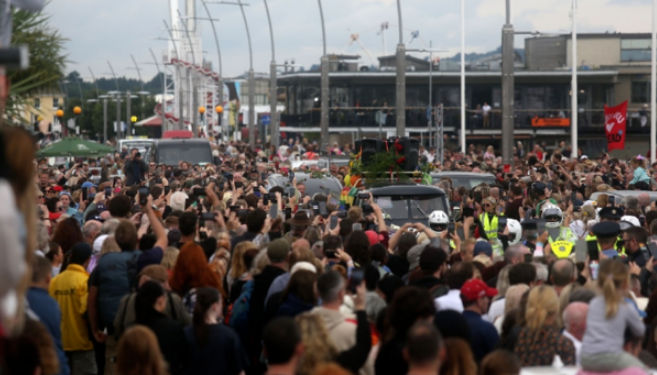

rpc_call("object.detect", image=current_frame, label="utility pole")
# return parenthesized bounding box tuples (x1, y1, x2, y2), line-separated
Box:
(429, 40, 433, 147)
(116, 94, 122, 140)
(318, 0, 329, 153)
(263, 0, 278, 150)
(395, 0, 406, 137)
(460, 0, 466, 154)
(501, 0, 514, 165)
(126, 90, 132, 137)
(103, 97, 108, 143)
(571, 0, 578, 160)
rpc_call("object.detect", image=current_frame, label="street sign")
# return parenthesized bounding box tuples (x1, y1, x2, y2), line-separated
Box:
(261, 114, 271, 126)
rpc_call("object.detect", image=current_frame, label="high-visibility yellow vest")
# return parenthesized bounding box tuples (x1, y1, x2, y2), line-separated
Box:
(585, 234, 626, 256)
(480, 213, 504, 256)
(548, 228, 575, 244)
(551, 240, 574, 259)
(480, 213, 500, 241)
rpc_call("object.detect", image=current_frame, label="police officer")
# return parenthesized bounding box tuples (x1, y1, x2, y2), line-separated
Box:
(592, 221, 621, 258)
(586, 207, 626, 255)
(478, 196, 504, 256)
(542, 204, 577, 259)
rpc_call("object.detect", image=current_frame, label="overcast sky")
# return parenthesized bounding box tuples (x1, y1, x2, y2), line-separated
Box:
(48, 0, 652, 82)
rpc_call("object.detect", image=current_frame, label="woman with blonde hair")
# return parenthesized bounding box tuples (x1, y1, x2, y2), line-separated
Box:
(116, 325, 168, 375)
(580, 259, 646, 372)
(515, 285, 575, 366)
(160, 247, 180, 276)
(295, 313, 338, 375)
(494, 284, 529, 334)
(227, 241, 258, 294)
(439, 337, 477, 375)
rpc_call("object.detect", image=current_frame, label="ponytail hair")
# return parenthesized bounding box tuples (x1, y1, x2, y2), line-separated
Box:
(192, 287, 221, 348)
(525, 285, 560, 340)
(598, 259, 629, 319)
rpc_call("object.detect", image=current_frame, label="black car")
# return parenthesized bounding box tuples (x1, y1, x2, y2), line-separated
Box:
(430, 171, 496, 189)
(267, 173, 343, 199)
(355, 183, 450, 227)
(146, 139, 214, 167)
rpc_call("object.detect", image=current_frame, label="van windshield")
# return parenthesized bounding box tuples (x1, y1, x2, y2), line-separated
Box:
(374, 195, 446, 219)
(158, 143, 212, 166)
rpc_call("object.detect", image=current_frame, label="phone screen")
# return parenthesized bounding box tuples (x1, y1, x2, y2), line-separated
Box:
(348, 269, 364, 293)
(285, 207, 292, 220)
(104, 186, 112, 197)
(288, 188, 295, 197)
(503, 164, 511, 173)
(330, 215, 338, 230)
(587, 241, 599, 261)
(575, 240, 588, 262)
(269, 204, 278, 219)
(82, 187, 88, 201)
(237, 209, 248, 218)
(447, 223, 455, 236)
(318, 201, 328, 217)
(648, 243, 657, 259)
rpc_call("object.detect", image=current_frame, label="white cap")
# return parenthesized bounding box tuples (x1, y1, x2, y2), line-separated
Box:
(291, 261, 316, 274)
(580, 155, 588, 160)
(170, 191, 189, 211)
(93, 234, 109, 254)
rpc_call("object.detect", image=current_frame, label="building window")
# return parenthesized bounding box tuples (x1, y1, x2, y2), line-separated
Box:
(34, 98, 40, 109)
(621, 39, 651, 62)
(53, 98, 60, 109)
(632, 81, 650, 103)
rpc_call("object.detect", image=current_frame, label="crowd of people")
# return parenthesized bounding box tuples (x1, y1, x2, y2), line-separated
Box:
(5, 128, 657, 375)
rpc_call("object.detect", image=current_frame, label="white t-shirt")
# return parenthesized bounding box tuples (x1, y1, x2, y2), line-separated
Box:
(483, 104, 491, 115)
(435, 289, 463, 312)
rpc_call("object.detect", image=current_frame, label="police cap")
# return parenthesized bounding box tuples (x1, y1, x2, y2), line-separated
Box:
(592, 221, 621, 239)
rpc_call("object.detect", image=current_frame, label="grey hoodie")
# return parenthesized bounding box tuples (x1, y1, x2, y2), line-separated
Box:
(311, 306, 374, 375)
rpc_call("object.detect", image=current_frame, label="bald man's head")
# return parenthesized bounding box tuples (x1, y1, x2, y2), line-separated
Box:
(550, 259, 576, 288)
(562, 302, 588, 341)
(292, 239, 310, 251)
(83, 220, 102, 243)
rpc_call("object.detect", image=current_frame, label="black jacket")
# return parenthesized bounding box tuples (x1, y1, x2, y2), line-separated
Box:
(139, 311, 190, 375)
(247, 265, 286, 367)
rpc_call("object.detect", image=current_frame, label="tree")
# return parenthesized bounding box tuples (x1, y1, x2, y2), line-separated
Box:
(5, 3, 67, 123)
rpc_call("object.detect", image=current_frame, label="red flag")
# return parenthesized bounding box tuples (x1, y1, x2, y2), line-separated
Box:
(604, 101, 628, 151)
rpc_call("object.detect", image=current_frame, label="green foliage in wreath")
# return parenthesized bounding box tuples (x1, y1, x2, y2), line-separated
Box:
(361, 149, 408, 183)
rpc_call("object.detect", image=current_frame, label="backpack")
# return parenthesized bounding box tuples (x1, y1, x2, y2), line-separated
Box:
(228, 280, 254, 337)
(96, 250, 142, 328)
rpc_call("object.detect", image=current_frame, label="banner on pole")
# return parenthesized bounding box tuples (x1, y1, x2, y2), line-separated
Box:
(604, 101, 628, 151)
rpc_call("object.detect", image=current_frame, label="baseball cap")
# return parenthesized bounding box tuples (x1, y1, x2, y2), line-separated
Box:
(460, 279, 498, 302)
(407, 243, 428, 270)
(473, 241, 493, 257)
(267, 239, 290, 263)
(51, 185, 64, 192)
(291, 261, 316, 274)
(81, 181, 97, 189)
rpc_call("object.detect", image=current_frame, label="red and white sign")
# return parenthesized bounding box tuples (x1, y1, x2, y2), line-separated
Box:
(604, 101, 628, 151)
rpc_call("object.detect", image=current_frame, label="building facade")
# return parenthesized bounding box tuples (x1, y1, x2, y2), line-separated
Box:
(276, 32, 653, 157)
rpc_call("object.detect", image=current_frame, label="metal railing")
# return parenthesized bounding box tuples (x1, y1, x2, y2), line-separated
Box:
(279, 106, 650, 132)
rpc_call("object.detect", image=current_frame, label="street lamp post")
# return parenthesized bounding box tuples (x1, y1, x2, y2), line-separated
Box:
(126, 90, 132, 137)
(650, 0, 657, 163)
(317, 0, 329, 153)
(571, 0, 578, 160)
(263, 0, 278, 150)
(460, 0, 466, 154)
(200, 1, 225, 143)
(395, 0, 406, 137)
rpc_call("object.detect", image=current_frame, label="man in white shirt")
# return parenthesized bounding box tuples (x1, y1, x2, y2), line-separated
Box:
(562, 302, 588, 366)
(435, 261, 474, 312)
(482, 102, 492, 128)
